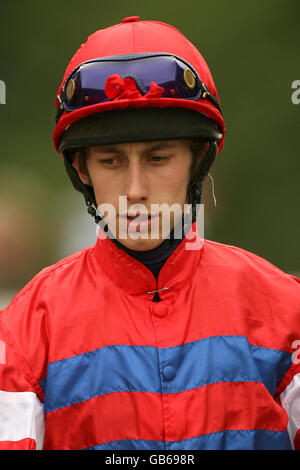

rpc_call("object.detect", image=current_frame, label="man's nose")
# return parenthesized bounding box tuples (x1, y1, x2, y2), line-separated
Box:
(125, 162, 148, 203)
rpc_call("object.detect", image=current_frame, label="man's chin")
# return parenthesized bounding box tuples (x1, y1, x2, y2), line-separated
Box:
(98, 217, 178, 250)
(115, 236, 165, 252)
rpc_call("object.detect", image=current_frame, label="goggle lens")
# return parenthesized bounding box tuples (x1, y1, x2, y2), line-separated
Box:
(57, 54, 221, 122)
(64, 55, 201, 107)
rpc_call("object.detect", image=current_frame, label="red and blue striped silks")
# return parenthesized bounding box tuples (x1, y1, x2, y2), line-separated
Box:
(1, 226, 299, 450)
(40, 337, 293, 449)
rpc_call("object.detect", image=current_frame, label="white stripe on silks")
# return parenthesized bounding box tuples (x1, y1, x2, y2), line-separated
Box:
(0, 390, 45, 450)
(280, 372, 300, 450)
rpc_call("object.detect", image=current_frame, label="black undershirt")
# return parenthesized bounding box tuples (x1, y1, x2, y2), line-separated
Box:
(110, 217, 191, 302)
(112, 235, 183, 279)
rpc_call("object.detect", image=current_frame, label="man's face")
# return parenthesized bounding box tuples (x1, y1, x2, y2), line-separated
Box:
(73, 139, 196, 250)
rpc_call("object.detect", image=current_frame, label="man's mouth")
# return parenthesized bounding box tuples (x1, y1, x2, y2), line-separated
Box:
(117, 213, 160, 232)
(120, 213, 158, 220)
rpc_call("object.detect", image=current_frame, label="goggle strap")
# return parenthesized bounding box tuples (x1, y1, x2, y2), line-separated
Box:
(56, 94, 64, 123)
(206, 93, 222, 113)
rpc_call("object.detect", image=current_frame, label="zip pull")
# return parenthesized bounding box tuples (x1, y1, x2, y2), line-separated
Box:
(147, 287, 169, 295)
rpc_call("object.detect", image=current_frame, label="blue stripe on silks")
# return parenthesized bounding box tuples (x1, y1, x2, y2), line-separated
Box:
(41, 344, 161, 413)
(40, 336, 292, 413)
(84, 430, 293, 450)
(158, 336, 292, 396)
(85, 439, 166, 451)
(249, 343, 292, 395)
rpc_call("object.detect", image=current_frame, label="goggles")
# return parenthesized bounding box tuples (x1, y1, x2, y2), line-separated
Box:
(56, 53, 221, 123)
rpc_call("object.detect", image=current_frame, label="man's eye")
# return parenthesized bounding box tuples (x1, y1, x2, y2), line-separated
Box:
(150, 156, 169, 163)
(100, 158, 116, 165)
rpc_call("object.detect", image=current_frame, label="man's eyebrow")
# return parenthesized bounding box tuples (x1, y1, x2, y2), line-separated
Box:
(144, 142, 177, 152)
(92, 146, 125, 154)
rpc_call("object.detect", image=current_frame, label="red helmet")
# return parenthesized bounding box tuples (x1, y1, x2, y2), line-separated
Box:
(53, 16, 225, 154)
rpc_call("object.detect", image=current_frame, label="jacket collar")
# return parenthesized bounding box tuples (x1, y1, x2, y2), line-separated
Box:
(94, 222, 203, 297)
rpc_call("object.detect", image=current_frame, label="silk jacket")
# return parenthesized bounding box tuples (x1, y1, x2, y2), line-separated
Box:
(0, 225, 300, 450)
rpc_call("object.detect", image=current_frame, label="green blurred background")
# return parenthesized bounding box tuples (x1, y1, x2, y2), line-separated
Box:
(0, 0, 299, 308)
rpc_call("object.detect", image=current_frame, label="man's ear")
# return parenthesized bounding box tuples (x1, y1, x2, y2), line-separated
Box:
(72, 151, 92, 186)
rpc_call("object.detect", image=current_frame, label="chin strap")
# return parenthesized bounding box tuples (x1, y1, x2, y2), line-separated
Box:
(187, 140, 217, 221)
(64, 153, 96, 206)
